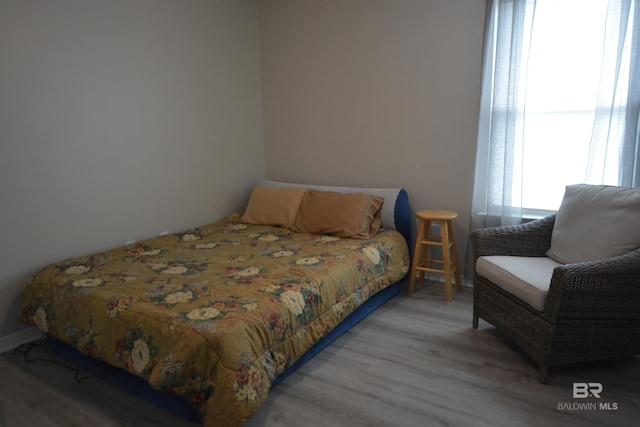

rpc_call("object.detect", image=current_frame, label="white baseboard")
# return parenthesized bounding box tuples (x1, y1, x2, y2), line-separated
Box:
(0, 327, 45, 354)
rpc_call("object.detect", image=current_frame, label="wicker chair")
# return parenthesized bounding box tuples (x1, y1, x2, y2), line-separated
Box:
(471, 214, 640, 383)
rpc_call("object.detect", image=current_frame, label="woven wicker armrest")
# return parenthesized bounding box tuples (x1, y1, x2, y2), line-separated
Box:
(470, 214, 556, 259)
(545, 247, 640, 320)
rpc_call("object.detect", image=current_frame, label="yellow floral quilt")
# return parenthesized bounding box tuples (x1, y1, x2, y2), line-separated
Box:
(20, 212, 409, 426)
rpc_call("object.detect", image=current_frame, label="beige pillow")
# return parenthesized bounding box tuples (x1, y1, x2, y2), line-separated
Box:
(293, 190, 384, 239)
(546, 184, 640, 264)
(242, 187, 308, 228)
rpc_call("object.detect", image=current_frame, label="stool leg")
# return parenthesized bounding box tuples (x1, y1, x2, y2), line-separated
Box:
(418, 220, 431, 283)
(441, 220, 453, 302)
(408, 219, 425, 296)
(447, 220, 461, 290)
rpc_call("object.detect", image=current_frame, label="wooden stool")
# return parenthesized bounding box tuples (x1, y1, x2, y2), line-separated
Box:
(408, 209, 461, 301)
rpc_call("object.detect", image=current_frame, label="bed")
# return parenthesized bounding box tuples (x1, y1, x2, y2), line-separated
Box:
(19, 181, 412, 426)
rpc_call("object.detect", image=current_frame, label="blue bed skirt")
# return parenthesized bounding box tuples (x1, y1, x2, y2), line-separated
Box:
(47, 280, 402, 423)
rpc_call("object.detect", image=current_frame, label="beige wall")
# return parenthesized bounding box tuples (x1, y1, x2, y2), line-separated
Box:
(0, 1, 265, 338)
(259, 0, 486, 269)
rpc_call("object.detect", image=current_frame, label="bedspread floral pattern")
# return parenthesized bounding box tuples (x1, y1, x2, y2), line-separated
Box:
(20, 213, 409, 426)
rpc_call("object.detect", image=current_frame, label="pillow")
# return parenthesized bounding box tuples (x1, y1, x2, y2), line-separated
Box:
(293, 190, 384, 239)
(546, 184, 640, 264)
(258, 180, 411, 238)
(242, 186, 308, 228)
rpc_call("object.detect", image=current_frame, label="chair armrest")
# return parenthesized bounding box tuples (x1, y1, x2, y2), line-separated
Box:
(470, 214, 556, 260)
(545, 247, 640, 321)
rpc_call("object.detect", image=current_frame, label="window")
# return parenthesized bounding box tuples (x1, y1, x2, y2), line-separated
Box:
(522, 0, 634, 211)
(471, 0, 640, 227)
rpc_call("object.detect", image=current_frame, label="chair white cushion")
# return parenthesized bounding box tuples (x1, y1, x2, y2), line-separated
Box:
(476, 256, 562, 311)
(546, 184, 640, 264)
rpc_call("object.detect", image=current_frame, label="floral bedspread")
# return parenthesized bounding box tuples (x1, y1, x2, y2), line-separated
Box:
(20, 213, 409, 426)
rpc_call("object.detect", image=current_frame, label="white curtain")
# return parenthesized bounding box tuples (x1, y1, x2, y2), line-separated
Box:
(586, 0, 640, 187)
(470, 0, 537, 230)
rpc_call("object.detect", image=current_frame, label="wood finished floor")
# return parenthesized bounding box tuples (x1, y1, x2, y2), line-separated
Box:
(1, 280, 638, 427)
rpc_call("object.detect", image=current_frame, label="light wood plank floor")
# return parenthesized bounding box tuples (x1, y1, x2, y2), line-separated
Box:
(1, 281, 638, 427)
